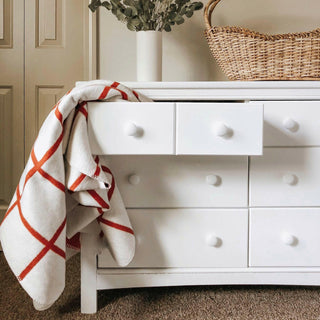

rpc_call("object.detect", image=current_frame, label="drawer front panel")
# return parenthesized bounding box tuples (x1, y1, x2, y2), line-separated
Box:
(250, 208, 320, 267)
(104, 155, 248, 208)
(177, 103, 263, 155)
(250, 148, 320, 207)
(88, 102, 175, 155)
(99, 209, 248, 268)
(263, 101, 320, 146)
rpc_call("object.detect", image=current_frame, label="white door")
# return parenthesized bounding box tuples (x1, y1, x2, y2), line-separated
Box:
(25, 0, 96, 155)
(0, 0, 24, 220)
(0, 0, 96, 223)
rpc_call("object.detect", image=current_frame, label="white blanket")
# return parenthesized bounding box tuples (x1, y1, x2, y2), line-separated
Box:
(0, 80, 150, 309)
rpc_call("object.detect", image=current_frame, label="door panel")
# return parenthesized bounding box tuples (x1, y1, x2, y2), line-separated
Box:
(25, 0, 92, 156)
(0, 0, 24, 221)
(0, 1, 94, 226)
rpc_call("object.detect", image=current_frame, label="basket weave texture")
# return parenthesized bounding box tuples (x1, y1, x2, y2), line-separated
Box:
(204, 0, 320, 80)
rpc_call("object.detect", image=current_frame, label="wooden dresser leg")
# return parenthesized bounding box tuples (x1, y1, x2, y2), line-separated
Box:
(80, 233, 98, 314)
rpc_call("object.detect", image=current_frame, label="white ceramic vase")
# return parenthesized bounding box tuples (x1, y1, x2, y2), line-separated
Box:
(136, 31, 162, 82)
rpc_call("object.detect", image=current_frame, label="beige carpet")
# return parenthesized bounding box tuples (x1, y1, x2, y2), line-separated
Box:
(1, 253, 320, 320)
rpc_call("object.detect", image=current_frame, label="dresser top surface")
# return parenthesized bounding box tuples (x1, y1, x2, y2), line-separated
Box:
(123, 81, 320, 90)
(127, 81, 320, 101)
(77, 81, 320, 100)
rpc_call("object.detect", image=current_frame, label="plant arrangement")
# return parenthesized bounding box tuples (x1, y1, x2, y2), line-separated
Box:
(89, 0, 203, 32)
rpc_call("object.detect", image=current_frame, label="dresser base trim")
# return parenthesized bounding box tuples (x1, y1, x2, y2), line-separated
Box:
(96, 271, 320, 290)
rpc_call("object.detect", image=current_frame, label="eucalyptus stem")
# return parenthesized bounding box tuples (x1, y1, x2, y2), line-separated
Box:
(89, 0, 203, 32)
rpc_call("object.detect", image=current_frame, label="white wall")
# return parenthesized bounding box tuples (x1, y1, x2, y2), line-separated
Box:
(98, 0, 320, 81)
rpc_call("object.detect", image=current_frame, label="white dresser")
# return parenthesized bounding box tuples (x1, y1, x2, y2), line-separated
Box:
(81, 81, 320, 313)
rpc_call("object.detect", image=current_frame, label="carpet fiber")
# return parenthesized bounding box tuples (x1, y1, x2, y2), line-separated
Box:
(1, 253, 320, 320)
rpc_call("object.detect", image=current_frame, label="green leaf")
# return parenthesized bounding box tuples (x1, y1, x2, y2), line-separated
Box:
(185, 10, 193, 17)
(127, 22, 136, 31)
(149, 2, 155, 9)
(174, 15, 184, 23)
(101, 1, 112, 10)
(177, 17, 185, 24)
(164, 23, 171, 32)
(124, 7, 133, 17)
(130, 6, 138, 16)
(192, 2, 204, 10)
(168, 12, 176, 20)
(110, 0, 125, 9)
(180, 7, 187, 15)
(131, 17, 142, 26)
(88, 0, 101, 12)
(115, 10, 126, 21)
(134, 0, 143, 11)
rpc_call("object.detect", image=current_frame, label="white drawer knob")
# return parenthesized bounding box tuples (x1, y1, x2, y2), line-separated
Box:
(206, 175, 221, 186)
(283, 118, 298, 132)
(214, 122, 233, 138)
(206, 234, 222, 247)
(282, 173, 298, 185)
(128, 174, 140, 185)
(124, 122, 142, 137)
(282, 233, 298, 246)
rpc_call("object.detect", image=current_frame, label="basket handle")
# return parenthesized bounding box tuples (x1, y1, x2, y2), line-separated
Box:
(204, 0, 222, 29)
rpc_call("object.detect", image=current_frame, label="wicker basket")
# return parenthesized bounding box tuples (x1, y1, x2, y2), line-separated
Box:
(204, 0, 320, 80)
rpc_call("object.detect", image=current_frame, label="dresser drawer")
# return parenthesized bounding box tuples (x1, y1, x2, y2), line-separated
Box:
(250, 148, 320, 207)
(98, 209, 248, 268)
(250, 208, 320, 267)
(88, 102, 175, 155)
(263, 101, 320, 146)
(176, 103, 263, 155)
(104, 155, 248, 208)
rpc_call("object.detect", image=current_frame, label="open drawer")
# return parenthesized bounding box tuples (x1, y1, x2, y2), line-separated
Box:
(88, 102, 264, 155)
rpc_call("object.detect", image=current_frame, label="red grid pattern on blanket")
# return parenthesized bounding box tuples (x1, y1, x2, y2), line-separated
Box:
(1, 82, 135, 284)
